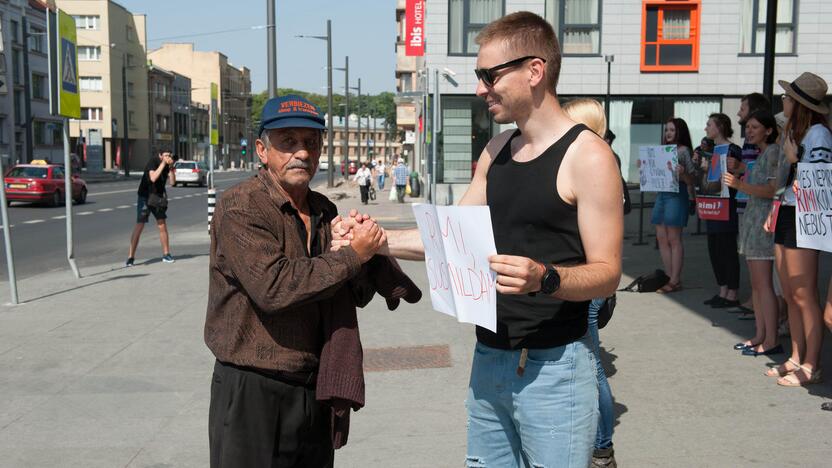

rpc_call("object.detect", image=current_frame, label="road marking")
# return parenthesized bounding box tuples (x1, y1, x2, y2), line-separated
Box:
(77, 211, 94, 216)
(52, 215, 66, 220)
(88, 188, 137, 197)
(23, 219, 45, 224)
(98, 208, 114, 212)
(117, 205, 131, 209)
(172, 196, 183, 200)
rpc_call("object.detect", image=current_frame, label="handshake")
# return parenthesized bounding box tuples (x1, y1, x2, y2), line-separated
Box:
(330, 209, 389, 263)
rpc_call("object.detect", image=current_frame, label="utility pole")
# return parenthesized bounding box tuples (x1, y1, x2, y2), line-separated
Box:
(335, 57, 349, 180)
(761, 0, 778, 102)
(296, 20, 334, 187)
(350, 78, 362, 162)
(267, 0, 277, 98)
(22, 16, 33, 162)
(121, 53, 130, 176)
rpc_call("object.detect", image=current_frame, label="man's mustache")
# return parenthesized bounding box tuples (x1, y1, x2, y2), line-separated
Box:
(286, 161, 310, 170)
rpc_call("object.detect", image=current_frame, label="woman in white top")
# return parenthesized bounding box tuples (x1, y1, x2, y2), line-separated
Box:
(765, 72, 832, 387)
(354, 163, 373, 205)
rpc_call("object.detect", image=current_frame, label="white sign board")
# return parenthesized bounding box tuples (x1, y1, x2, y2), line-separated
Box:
(412, 203, 498, 332)
(638, 145, 679, 193)
(795, 162, 832, 252)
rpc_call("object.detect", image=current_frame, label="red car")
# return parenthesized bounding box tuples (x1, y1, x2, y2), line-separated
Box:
(340, 159, 358, 175)
(4, 161, 88, 206)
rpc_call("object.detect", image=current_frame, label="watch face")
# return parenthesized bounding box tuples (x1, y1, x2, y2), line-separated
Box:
(541, 267, 559, 294)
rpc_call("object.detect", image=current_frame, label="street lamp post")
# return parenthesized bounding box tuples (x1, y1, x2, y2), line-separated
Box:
(604, 55, 614, 125)
(335, 57, 349, 180)
(267, 0, 277, 98)
(296, 20, 334, 187)
(121, 53, 130, 177)
(350, 78, 361, 162)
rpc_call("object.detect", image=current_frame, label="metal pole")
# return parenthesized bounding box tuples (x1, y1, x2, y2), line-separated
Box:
(62, 118, 80, 278)
(0, 149, 19, 304)
(604, 55, 614, 125)
(431, 68, 439, 204)
(209, 144, 215, 189)
(122, 55, 130, 177)
(326, 20, 334, 188)
(267, 0, 277, 98)
(343, 56, 350, 181)
(761, 0, 778, 102)
(353, 78, 362, 162)
(633, 191, 648, 246)
(22, 16, 33, 162)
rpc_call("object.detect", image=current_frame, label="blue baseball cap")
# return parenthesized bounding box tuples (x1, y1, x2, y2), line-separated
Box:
(258, 94, 326, 134)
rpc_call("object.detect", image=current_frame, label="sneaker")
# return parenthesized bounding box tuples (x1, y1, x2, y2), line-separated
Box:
(162, 254, 175, 263)
(125, 257, 135, 267)
(592, 447, 617, 468)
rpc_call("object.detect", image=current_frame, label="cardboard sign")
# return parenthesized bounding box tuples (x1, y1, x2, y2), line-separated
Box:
(638, 145, 679, 193)
(736, 160, 756, 202)
(696, 196, 730, 221)
(795, 162, 832, 252)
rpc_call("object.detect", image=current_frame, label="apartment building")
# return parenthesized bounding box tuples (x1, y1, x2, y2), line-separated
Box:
(148, 43, 252, 169)
(323, 115, 399, 164)
(147, 63, 172, 157)
(395, 0, 426, 169)
(0, 0, 65, 167)
(190, 101, 209, 162)
(418, 0, 832, 203)
(58, 0, 151, 171)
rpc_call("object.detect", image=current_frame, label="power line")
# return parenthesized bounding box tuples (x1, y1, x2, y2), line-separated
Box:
(147, 25, 268, 43)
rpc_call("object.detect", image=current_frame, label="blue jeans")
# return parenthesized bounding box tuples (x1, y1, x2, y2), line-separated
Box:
(588, 298, 614, 450)
(466, 337, 598, 468)
(378, 174, 385, 190)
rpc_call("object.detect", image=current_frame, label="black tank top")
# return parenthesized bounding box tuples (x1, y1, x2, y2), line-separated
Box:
(481, 124, 590, 350)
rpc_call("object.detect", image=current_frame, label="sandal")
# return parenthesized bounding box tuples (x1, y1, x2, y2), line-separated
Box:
(777, 366, 823, 387)
(656, 282, 682, 294)
(765, 358, 801, 377)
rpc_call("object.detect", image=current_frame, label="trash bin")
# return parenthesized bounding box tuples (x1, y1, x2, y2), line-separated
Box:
(409, 172, 421, 198)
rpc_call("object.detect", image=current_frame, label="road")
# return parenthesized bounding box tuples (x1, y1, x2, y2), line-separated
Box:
(0, 169, 328, 281)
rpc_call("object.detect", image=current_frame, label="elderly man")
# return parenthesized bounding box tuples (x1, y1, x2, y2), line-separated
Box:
(205, 95, 419, 467)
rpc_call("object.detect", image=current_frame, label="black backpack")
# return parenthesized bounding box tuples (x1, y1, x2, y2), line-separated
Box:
(619, 269, 670, 293)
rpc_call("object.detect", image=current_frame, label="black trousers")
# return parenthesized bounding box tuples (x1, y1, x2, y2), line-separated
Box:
(209, 361, 334, 468)
(707, 232, 740, 290)
(359, 184, 370, 204)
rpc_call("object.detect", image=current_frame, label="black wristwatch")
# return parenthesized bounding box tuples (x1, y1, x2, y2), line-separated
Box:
(539, 264, 561, 295)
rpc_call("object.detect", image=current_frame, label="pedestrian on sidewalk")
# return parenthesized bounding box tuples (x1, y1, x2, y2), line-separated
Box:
(393, 158, 409, 203)
(354, 162, 372, 204)
(723, 111, 781, 356)
(205, 95, 420, 467)
(765, 72, 831, 387)
(336, 12, 623, 467)
(126, 147, 176, 266)
(698, 113, 743, 309)
(562, 98, 621, 468)
(376, 159, 387, 190)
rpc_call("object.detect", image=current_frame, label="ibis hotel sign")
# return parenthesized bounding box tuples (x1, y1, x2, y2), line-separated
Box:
(405, 0, 425, 56)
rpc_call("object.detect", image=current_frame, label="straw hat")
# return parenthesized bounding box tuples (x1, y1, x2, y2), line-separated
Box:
(778, 72, 829, 114)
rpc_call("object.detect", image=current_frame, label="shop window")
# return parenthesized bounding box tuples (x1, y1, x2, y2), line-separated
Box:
(438, 96, 494, 183)
(545, 0, 601, 55)
(641, 0, 701, 72)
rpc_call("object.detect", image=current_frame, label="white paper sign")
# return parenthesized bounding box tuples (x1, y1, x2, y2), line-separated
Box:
(411, 203, 498, 332)
(638, 145, 679, 193)
(795, 162, 832, 252)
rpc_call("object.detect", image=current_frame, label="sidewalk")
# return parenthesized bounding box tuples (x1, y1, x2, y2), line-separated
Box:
(0, 187, 830, 467)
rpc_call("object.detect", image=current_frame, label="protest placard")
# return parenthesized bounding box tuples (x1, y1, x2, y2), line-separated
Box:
(736, 160, 756, 202)
(412, 204, 498, 331)
(696, 196, 730, 221)
(795, 162, 832, 252)
(638, 145, 678, 193)
(708, 144, 731, 198)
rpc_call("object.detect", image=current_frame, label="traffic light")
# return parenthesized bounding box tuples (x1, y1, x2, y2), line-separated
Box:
(241, 144, 247, 156)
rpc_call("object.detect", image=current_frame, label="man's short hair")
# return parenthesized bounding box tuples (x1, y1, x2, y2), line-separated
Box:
(475, 11, 561, 93)
(741, 92, 770, 114)
(158, 147, 171, 155)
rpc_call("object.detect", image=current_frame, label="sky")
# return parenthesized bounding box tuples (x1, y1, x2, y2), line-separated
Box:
(118, 0, 397, 95)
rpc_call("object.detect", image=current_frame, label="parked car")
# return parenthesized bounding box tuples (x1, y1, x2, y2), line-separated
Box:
(340, 159, 357, 175)
(4, 160, 87, 206)
(173, 160, 208, 187)
(318, 159, 329, 171)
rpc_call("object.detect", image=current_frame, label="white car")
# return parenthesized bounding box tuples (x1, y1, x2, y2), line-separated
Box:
(173, 161, 208, 187)
(318, 160, 329, 171)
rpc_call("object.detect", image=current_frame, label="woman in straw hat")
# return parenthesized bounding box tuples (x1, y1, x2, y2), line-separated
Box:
(765, 72, 831, 387)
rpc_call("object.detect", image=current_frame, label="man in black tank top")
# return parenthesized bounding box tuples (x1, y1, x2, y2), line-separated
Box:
(333, 12, 623, 468)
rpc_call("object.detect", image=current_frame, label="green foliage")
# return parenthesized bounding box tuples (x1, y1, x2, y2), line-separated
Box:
(250, 88, 396, 136)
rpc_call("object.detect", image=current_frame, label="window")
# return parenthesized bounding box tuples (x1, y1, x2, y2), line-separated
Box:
(126, 25, 134, 41)
(12, 49, 21, 85)
(80, 76, 103, 91)
(127, 81, 135, 98)
(438, 96, 495, 183)
(29, 27, 46, 53)
(545, 0, 601, 55)
(740, 0, 797, 54)
(0, 118, 5, 144)
(13, 90, 23, 125)
(641, 0, 701, 72)
(129, 111, 136, 128)
(126, 54, 135, 67)
(10, 20, 19, 43)
(78, 46, 101, 61)
(73, 15, 99, 30)
(81, 107, 103, 121)
(32, 74, 48, 100)
(34, 121, 47, 145)
(53, 166, 65, 179)
(448, 0, 504, 55)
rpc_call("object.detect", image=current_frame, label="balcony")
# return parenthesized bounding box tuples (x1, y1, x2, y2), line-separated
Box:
(396, 44, 417, 73)
(396, 103, 416, 127)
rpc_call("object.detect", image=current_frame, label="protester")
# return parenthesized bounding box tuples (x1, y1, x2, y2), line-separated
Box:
(337, 12, 623, 467)
(354, 162, 372, 205)
(563, 97, 621, 468)
(126, 147, 176, 266)
(393, 158, 409, 203)
(723, 111, 781, 356)
(651, 118, 696, 293)
(204, 95, 419, 466)
(698, 113, 743, 308)
(764, 72, 831, 387)
(376, 158, 387, 190)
